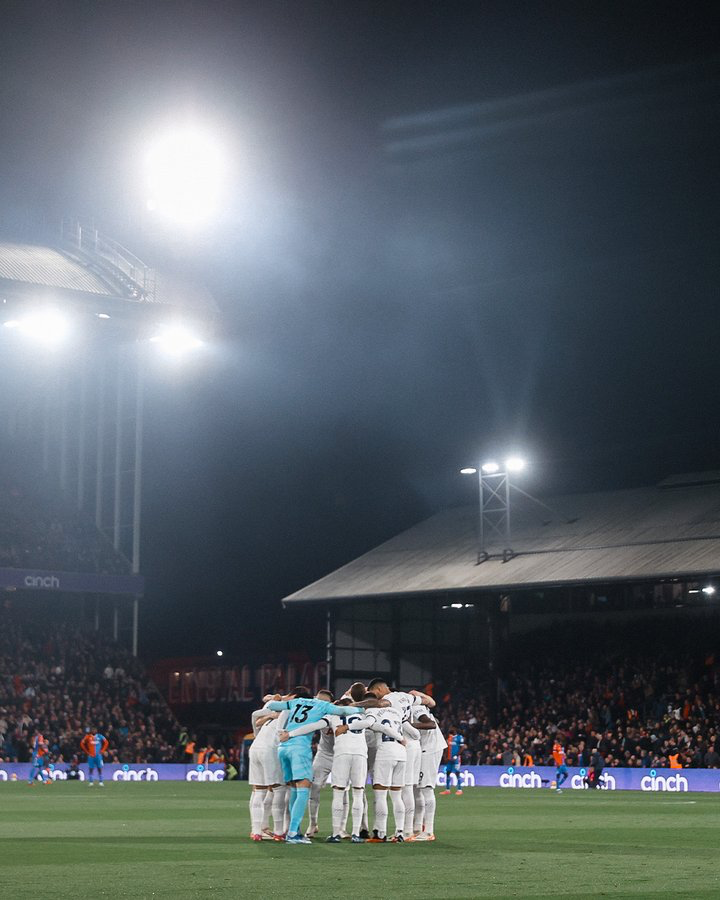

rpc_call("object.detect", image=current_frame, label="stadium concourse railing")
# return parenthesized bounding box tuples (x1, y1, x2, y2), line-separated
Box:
(3, 764, 719, 791)
(60, 218, 157, 302)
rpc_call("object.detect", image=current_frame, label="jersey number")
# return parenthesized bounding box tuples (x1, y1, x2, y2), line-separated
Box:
(381, 719, 396, 742)
(290, 704, 314, 724)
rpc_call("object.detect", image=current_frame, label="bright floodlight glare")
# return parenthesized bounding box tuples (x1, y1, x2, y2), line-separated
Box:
(481, 461, 500, 474)
(216, 649, 224, 657)
(3, 310, 70, 346)
(460, 467, 477, 475)
(505, 456, 526, 472)
(144, 123, 227, 226)
(150, 324, 203, 356)
(702, 586, 716, 595)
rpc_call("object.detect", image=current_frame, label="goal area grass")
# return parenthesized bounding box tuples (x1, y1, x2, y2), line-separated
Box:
(0, 781, 717, 899)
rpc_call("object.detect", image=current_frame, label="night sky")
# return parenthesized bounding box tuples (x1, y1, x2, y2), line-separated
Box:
(1, 2, 719, 659)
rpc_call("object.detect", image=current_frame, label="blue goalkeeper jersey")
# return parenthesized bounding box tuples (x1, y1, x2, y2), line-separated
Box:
(267, 698, 362, 752)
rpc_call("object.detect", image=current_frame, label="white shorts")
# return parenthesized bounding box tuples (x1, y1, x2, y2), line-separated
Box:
(373, 749, 407, 788)
(331, 753, 368, 789)
(312, 751, 334, 785)
(404, 740, 422, 786)
(418, 749, 444, 789)
(248, 744, 281, 786)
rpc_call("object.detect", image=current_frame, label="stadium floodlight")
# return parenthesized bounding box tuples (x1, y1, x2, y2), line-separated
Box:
(143, 122, 227, 227)
(702, 586, 716, 596)
(460, 467, 478, 475)
(504, 456, 526, 472)
(481, 461, 500, 474)
(3, 309, 71, 347)
(216, 649, 224, 657)
(149, 323, 203, 357)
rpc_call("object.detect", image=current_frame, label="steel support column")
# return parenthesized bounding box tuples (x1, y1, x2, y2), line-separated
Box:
(131, 349, 144, 657)
(113, 354, 123, 551)
(95, 358, 105, 530)
(325, 607, 333, 690)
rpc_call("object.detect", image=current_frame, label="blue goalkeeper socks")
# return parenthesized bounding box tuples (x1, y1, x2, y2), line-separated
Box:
(289, 787, 309, 836)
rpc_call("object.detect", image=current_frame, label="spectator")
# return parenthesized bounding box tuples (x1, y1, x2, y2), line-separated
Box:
(0, 611, 180, 765)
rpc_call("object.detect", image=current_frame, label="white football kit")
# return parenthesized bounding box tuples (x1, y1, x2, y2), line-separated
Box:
(327, 711, 370, 788)
(403, 721, 422, 786)
(312, 723, 335, 785)
(414, 704, 446, 788)
(371, 706, 407, 787)
(384, 690, 422, 724)
(248, 715, 282, 786)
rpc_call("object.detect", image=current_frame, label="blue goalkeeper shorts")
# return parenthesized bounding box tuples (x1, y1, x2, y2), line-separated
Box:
(88, 755, 103, 769)
(278, 743, 313, 783)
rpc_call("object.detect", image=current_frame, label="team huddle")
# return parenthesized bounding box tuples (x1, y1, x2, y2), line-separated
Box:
(248, 679, 448, 844)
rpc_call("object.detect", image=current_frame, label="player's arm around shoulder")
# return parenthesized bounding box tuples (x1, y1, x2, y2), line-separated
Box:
(410, 689, 436, 708)
(278, 715, 331, 743)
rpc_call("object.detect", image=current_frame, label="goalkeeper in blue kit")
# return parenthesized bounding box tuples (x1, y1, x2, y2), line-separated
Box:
(268, 686, 375, 843)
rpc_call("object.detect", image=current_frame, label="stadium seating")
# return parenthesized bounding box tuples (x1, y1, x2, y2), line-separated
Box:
(436, 615, 720, 769)
(0, 610, 181, 764)
(0, 452, 129, 575)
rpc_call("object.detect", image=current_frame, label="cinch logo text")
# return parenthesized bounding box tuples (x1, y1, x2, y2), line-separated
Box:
(113, 768, 159, 781)
(186, 769, 225, 781)
(24, 575, 60, 589)
(499, 771, 542, 789)
(640, 774, 688, 792)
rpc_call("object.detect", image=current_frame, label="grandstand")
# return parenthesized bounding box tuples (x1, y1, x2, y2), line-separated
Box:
(0, 603, 181, 765)
(0, 221, 217, 652)
(283, 472, 720, 697)
(435, 614, 720, 771)
(0, 223, 219, 768)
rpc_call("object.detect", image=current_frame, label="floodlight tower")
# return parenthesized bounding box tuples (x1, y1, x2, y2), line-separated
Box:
(460, 457, 526, 564)
(0, 222, 213, 656)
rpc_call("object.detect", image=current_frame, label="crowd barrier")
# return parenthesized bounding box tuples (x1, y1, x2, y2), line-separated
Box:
(2, 763, 718, 791)
(441, 765, 720, 792)
(0, 763, 226, 782)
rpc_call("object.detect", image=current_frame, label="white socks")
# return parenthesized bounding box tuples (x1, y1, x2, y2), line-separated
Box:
(373, 789, 388, 837)
(402, 785, 415, 836)
(272, 786, 289, 835)
(351, 787, 364, 836)
(250, 789, 266, 834)
(423, 788, 437, 834)
(413, 786, 426, 833)
(390, 790, 406, 836)
(331, 789, 346, 835)
(262, 789, 274, 830)
(361, 790, 371, 832)
(308, 782, 322, 827)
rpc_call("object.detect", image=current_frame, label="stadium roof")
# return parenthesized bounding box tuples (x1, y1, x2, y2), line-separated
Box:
(0, 242, 116, 296)
(0, 234, 217, 317)
(283, 473, 720, 605)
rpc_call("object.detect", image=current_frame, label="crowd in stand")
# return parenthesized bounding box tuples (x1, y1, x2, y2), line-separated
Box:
(0, 464, 129, 575)
(436, 616, 720, 769)
(0, 614, 180, 765)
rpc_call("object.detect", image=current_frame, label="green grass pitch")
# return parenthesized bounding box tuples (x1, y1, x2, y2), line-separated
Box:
(0, 782, 717, 899)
